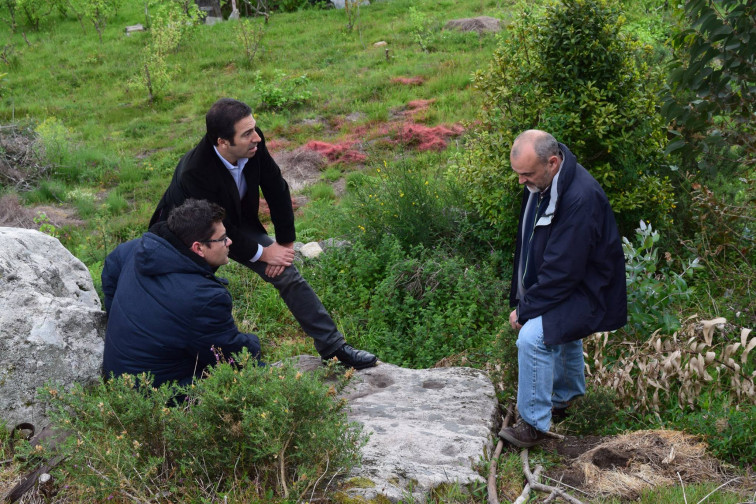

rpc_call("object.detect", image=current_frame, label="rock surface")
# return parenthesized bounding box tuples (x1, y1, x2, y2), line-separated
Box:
(0, 228, 105, 429)
(294, 356, 500, 502)
(331, 0, 370, 8)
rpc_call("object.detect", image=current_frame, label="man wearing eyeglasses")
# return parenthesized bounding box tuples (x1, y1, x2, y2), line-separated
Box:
(149, 98, 377, 370)
(102, 199, 262, 387)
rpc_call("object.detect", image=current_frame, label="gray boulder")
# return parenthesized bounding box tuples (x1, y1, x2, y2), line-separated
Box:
(294, 356, 500, 502)
(0, 228, 105, 429)
(330, 0, 370, 8)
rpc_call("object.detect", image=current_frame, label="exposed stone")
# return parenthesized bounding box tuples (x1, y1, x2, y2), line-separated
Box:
(294, 356, 500, 502)
(0, 228, 105, 429)
(196, 0, 222, 18)
(300, 242, 324, 259)
(124, 24, 144, 35)
(331, 0, 370, 8)
(374, 41, 388, 47)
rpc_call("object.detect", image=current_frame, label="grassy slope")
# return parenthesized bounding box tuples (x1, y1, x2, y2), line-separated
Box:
(1, 1, 752, 502)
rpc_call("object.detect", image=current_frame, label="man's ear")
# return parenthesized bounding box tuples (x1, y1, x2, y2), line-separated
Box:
(190, 241, 205, 258)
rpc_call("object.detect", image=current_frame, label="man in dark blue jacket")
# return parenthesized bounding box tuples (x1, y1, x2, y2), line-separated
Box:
(149, 98, 376, 370)
(498, 130, 627, 448)
(102, 199, 261, 387)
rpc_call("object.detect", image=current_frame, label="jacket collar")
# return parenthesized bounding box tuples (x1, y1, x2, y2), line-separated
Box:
(532, 143, 576, 228)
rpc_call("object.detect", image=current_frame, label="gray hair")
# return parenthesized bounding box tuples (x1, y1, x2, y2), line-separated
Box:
(512, 130, 560, 164)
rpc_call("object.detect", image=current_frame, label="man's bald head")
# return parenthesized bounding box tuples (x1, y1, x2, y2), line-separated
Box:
(511, 130, 560, 165)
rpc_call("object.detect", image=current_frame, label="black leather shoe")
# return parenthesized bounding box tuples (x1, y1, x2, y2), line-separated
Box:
(324, 344, 377, 370)
(498, 420, 549, 448)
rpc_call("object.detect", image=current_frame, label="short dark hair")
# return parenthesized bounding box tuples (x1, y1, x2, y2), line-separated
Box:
(167, 199, 226, 247)
(206, 98, 252, 146)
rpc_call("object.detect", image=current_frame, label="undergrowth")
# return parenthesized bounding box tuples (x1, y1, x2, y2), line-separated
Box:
(32, 352, 364, 502)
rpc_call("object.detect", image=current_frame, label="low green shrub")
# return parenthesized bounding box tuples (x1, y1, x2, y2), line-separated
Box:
(342, 157, 469, 253)
(307, 181, 335, 201)
(366, 247, 509, 368)
(672, 401, 756, 468)
(623, 220, 700, 335)
(305, 236, 510, 369)
(39, 352, 364, 502)
(557, 386, 618, 436)
(251, 70, 312, 111)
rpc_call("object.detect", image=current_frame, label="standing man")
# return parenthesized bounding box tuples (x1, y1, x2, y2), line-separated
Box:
(103, 199, 262, 387)
(150, 98, 376, 370)
(498, 130, 626, 448)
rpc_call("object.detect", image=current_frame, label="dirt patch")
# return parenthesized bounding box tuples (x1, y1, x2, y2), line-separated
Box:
(542, 430, 733, 500)
(444, 16, 502, 34)
(273, 147, 327, 192)
(0, 193, 84, 229)
(391, 76, 425, 86)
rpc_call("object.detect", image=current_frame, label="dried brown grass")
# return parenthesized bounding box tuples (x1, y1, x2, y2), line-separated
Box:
(572, 429, 728, 500)
(0, 125, 49, 191)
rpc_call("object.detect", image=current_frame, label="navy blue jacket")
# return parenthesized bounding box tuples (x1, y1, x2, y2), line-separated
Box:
(149, 129, 295, 263)
(102, 222, 261, 387)
(509, 144, 627, 345)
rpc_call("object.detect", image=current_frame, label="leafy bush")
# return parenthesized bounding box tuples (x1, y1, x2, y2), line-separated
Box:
(662, 0, 755, 180)
(342, 158, 470, 253)
(39, 353, 364, 502)
(305, 236, 510, 369)
(624, 220, 700, 334)
(558, 386, 618, 436)
(454, 0, 674, 239)
(366, 247, 509, 368)
(251, 70, 312, 111)
(672, 401, 756, 467)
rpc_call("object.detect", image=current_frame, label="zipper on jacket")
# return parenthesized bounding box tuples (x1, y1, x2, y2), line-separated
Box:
(522, 191, 547, 289)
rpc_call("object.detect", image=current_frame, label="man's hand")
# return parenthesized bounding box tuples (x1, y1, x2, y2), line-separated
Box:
(509, 309, 522, 332)
(260, 242, 295, 278)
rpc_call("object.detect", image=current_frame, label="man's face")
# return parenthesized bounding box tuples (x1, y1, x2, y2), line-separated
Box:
(218, 115, 262, 164)
(510, 143, 560, 192)
(197, 222, 232, 268)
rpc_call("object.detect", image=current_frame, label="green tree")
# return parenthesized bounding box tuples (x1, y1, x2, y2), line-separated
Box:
(453, 0, 674, 242)
(662, 0, 755, 180)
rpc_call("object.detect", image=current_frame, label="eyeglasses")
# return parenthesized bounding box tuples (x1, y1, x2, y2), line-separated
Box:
(202, 235, 230, 246)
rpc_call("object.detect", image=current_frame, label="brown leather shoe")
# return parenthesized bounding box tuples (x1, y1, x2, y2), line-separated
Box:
(498, 420, 549, 448)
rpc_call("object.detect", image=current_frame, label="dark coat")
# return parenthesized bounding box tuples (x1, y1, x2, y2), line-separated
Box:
(509, 143, 627, 345)
(101, 222, 261, 387)
(149, 128, 295, 263)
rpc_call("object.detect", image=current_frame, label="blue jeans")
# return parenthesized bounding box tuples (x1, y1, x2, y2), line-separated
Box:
(516, 316, 585, 432)
(240, 232, 345, 357)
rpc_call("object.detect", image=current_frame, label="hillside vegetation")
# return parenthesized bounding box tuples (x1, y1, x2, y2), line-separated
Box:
(0, 0, 754, 502)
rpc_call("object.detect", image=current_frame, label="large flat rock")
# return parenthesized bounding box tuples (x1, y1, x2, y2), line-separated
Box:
(294, 356, 500, 502)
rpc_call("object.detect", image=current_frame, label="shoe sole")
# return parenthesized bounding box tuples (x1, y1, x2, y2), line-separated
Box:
(498, 429, 545, 449)
(321, 357, 378, 370)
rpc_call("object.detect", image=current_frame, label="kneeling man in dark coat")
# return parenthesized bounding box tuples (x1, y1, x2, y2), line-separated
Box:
(102, 198, 261, 387)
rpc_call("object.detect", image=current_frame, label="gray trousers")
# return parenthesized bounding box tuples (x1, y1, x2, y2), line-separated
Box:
(240, 232, 345, 357)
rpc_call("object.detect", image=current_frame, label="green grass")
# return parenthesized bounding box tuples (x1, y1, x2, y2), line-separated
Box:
(1, 0, 753, 501)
